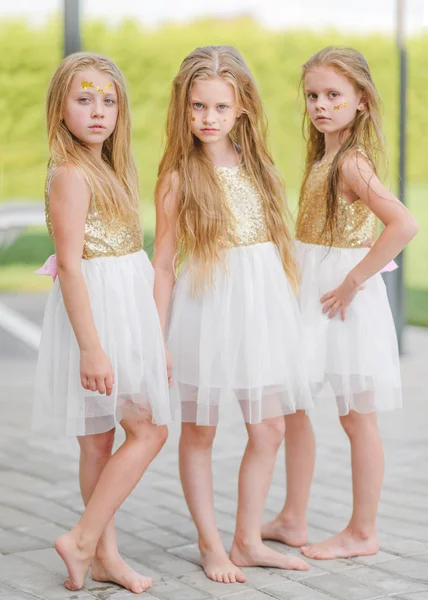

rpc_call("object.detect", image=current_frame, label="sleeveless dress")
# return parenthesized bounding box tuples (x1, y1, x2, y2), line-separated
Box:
(33, 164, 174, 436)
(167, 165, 313, 426)
(295, 155, 401, 414)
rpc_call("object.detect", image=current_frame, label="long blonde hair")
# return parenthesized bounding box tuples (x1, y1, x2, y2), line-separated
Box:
(157, 45, 298, 291)
(47, 52, 139, 220)
(300, 46, 385, 244)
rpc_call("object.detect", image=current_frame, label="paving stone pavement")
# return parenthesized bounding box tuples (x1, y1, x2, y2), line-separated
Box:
(1, 293, 428, 599)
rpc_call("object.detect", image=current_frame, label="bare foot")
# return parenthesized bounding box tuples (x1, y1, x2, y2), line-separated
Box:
(200, 548, 246, 583)
(92, 554, 152, 594)
(230, 540, 309, 571)
(262, 518, 308, 547)
(55, 532, 93, 591)
(301, 529, 379, 560)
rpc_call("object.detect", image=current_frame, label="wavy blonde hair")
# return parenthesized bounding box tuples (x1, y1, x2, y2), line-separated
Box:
(300, 46, 385, 244)
(47, 52, 139, 220)
(157, 45, 298, 291)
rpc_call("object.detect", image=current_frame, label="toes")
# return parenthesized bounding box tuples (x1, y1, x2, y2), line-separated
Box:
(223, 573, 230, 584)
(228, 572, 236, 583)
(140, 577, 151, 589)
(301, 546, 313, 558)
(64, 580, 79, 592)
(296, 559, 310, 571)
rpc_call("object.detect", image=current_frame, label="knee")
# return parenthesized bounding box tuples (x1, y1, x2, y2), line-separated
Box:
(340, 411, 377, 439)
(181, 423, 216, 449)
(285, 410, 311, 433)
(125, 419, 168, 450)
(78, 428, 115, 459)
(249, 418, 285, 450)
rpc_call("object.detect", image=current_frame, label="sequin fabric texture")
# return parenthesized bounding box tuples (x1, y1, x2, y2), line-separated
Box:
(295, 155, 377, 248)
(215, 166, 270, 247)
(45, 164, 143, 259)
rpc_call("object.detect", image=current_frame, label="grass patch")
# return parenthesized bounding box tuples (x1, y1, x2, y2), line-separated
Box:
(407, 288, 428, 327)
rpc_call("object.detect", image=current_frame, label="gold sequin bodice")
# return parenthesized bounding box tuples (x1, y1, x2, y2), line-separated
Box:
(295, 156, 377, 248)
(45, 164, 143, 259)
(215, 166, 270, 247)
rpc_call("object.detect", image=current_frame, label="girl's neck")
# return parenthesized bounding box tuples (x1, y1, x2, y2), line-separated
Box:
(203, 137, 240, 167)
(86, 142, 103, 159)
(323, 134, 342, 160)
(323, 128, 351, 160)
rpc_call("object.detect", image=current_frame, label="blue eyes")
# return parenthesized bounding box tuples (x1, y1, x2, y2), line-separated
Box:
(193, 103, 228, 110)
(78, 97, 116, 105)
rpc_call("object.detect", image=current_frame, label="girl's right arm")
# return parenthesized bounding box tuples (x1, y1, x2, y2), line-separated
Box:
(152, 172, 179, 386)
(49, 166, 114, 396)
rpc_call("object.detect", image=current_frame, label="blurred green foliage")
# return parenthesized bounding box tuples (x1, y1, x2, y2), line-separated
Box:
(1, 17, 427, 201)
(0, 17, 427, 316)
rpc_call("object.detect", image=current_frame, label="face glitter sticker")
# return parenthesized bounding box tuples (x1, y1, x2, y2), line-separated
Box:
(96, 84, 113, 94)
(334, 102, 348, 110)
(80, 81, 113, 93)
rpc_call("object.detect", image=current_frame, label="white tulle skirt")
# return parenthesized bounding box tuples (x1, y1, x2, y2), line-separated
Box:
(167, 242, 313, 426)
(34, 250, 174, 436)
(296, 241, 402, 415)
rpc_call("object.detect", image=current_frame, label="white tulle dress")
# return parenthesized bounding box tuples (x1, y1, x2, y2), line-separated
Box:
(167, 165, 313, 426)
(33, 164, 174, 436)
(295, 154, 401, 415)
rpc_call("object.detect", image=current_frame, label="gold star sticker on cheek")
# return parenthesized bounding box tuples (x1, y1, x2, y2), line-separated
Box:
(334, 102, 348, 110)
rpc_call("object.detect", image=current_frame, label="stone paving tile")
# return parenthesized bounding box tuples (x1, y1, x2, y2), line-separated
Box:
(299, 573, 386, 600)
(342, 565, 428, 595)
(394, 594, 428, 600)
(373, 558, 428, 583)
(0, 529, 47, 554)
(148, 577, 212, 600)
(0, 553, 96, 599)
(0, 582, 52, 600)
(258, 580, 337, 599)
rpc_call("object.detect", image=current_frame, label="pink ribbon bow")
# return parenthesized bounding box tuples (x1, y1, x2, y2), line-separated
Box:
(380, 260, 398, 273)
(35, 254, 58, 281)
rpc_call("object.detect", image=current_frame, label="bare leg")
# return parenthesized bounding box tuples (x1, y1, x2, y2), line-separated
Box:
(230, 417, 308, 571)
(179, 423, 246, 584)
(262, 410, 315, 546)
(55, 418, 168, 591)
(262, 411, 315, 546)
(76, 430, 153, 593)
(302, 410, 382, 559)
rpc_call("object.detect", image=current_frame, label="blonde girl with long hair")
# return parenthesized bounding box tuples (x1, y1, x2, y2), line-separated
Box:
(263, 46, 418, 560)
(153, 45, 312, 583)
(34, 52, 175, 593)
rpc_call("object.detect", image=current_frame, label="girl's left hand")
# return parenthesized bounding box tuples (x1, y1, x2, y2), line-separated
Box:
(321, 275, 363, 321)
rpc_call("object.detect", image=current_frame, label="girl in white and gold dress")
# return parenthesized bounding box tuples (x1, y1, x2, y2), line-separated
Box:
(153, 46, 312, 583)
(263, 46, 418, 563)
(34, 52, 174, 595)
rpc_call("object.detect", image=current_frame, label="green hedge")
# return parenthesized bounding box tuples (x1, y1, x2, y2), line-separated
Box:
(1, 18, 427, 202)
